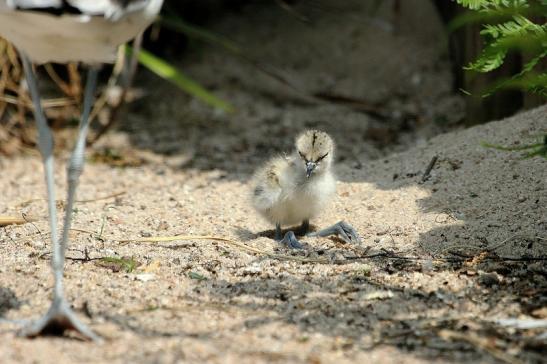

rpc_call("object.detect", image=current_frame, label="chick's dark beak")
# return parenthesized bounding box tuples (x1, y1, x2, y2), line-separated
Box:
(306, 161, 316, 178)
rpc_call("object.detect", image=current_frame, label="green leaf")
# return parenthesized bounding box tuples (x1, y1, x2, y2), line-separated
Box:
(481, 140, 544, 151)
(159, 13, 305, 95)
(481, 136, 547, 159)
(188, 271, 208, 281)
(99, 256, 138, 273)
(126, 45, 234, 112)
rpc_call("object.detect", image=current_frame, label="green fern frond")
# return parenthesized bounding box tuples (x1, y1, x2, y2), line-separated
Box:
(465, 15, 546, 73)
(460, 0, 547, 160)
(466, 47, 507, 72)
(483, 74, 547, 97)
(457, 0, 488, 9)
(520, 73, 547, 96)
(456, 0, 529, 11)
(480, 15, 541, 39)
(456, 0, 546, 92)
(456, 0, 530, 10)
(522, 49, 547, 74)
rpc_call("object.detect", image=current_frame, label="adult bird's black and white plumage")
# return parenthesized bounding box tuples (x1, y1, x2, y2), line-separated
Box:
(1, 1, 163, 63)
(0, 0, 163, 340)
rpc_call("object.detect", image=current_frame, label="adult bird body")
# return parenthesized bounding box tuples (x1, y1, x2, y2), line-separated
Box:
(0, 0, 163, 340)
(0, 0, 163, 63)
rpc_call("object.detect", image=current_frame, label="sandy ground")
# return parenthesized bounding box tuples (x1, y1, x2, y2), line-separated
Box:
(1, 1, 546, 363)
(1, 104, 545, 364)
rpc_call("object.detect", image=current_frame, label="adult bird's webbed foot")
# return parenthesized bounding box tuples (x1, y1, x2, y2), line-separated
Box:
(308, 220, 361, 244)
(19, 297, 101, 341)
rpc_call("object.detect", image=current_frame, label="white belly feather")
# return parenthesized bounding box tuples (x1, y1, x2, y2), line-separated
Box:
(255, 170, 336, 227)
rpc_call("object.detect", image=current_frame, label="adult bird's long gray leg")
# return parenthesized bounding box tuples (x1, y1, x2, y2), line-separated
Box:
(275, 223, 303, 249)
(19, 61, 101, 341)
(308, 221, 361, 244)
(20, 55, 59, 262)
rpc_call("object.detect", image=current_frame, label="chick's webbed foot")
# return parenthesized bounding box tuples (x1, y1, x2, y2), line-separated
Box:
(275, 223, 303, 249)
(279, 231, 303, 249)
(308, 220, 361, 244)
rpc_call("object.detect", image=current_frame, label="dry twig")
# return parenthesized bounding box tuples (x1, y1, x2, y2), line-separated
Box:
(118, 235, 329, 264)
(0, 215, 37, 226)
(421, 155, 438, 183)
(16, 190, 126, 208)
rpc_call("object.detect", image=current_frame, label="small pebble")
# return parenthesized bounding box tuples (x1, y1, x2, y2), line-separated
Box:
(134, 273, 155, 282)
(242, 262, 262, 275)
(378, 236, 393, 245)
(478, 272, 499, 287)
(376, 225, 390, 236)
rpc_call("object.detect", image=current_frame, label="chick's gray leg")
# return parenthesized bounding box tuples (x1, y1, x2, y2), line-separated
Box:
(308, 221, 361, 244)
(275, 223, 303, 249)
(297, 220, 309, 236)
(275, 223, 282, 241)
(19, 60, 101, 341)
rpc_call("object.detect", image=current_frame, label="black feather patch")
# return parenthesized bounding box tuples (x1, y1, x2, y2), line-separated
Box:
(315, 152, 328, 163)
(11, 0, 148, 17)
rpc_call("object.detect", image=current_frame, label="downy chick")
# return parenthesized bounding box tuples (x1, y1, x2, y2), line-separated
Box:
(252, 129, 360, 248)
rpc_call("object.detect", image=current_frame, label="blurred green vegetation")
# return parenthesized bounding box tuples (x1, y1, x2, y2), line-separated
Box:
(454, 0, 546, 159)
(1, 0, 545, 155)
(454, 0, 547, 96)
(482, 135, 547, 158)
(129, 45, 233, 112)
